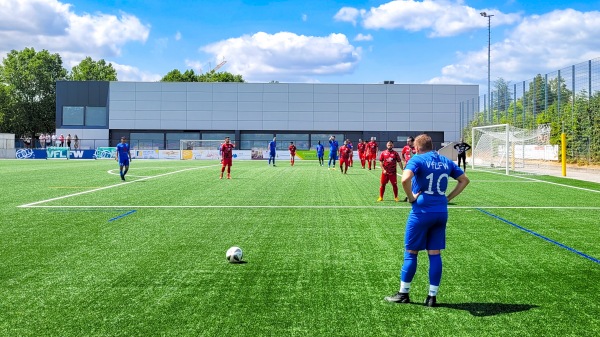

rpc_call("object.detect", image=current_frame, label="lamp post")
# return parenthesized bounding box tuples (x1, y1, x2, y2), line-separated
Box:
(480, 12, 493, 123)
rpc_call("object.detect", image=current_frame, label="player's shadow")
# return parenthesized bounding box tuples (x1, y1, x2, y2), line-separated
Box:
(436, 302, 539, 317)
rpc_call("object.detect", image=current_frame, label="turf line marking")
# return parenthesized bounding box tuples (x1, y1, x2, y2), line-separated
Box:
(20, 205, 600, 210)
(477, 208, 600, 265)
(475, 169, 600, 194)
(18, 165, 219, 208)
(108, 210, 137, 222)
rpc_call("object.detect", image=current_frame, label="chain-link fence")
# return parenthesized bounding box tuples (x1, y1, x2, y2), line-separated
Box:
(461, 57, 600, 166)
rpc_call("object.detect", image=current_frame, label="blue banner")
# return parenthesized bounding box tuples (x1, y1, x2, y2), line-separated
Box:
(15, 149, 97, 159)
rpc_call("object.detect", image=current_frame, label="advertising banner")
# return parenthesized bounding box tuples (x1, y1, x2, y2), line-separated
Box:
(94, 147, 117, 159)
(46, 147, 69, 159)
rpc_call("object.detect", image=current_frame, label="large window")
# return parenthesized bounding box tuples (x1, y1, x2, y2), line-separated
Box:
(240, 133, 273, 150)
(130, 133, 164, 150)
(311, 133, 343, 150)
(62, 106, 84, 126)
(62, 106, 107, 127)
(85, 107, 107, 126)
(202, 133, 234, 141)
(276, 133, 309, 150)
(167, 132, 200, 150)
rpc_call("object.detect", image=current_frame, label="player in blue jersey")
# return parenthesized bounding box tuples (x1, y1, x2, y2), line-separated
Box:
(268, 136, 277, 166)
(315, 141, 325, 166)
(385, 134, 469, 307)
(115, 136, 132, 181)
(328, 135, 339, 169)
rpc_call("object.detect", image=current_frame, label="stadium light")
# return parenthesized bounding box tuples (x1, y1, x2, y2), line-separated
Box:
(481, 12, 494, 123)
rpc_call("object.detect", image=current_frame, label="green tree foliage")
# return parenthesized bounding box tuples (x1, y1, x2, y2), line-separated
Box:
(161, 69, 244, 83)
(471, 72, 600, 164)
(0, 48, 67, 138)
(69, 56, 118, 81)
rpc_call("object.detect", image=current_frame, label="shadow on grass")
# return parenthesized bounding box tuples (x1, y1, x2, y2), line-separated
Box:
(436, 302, 539, 317)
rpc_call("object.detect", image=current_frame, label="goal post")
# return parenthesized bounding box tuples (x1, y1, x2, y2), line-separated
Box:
(179, 140, 229, 160)
(471, 124, 556, 175)
(471, 124, 510, 174)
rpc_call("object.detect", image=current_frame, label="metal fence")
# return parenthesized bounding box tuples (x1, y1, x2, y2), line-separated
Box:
(461, 57, 600, 165)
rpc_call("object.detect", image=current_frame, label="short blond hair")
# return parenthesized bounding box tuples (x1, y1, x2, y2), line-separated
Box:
(414, 134, 433, 151)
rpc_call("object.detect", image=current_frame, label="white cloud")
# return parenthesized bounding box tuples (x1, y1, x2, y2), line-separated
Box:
(302, 14, 307, 22)
(432, 9, 600, 89)
(333, 7, 365, 26)
(0, 0, 149, 73)
(185, 59, 203, 73)
(201, 32, 361, 82)
(338, 0, 520, 37)
(112, 62, 161, 82)
(175, 31, 182, 41)
(354, 33, 373, 41)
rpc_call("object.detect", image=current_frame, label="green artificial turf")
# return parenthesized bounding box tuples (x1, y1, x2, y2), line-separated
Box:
(0, 159, 599, 336)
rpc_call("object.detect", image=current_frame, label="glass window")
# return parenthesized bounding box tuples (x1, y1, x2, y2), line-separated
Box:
(63, 106, 84, 126)
(240, 133, 273, 150)
(85, 107, 107, 126)
(202, 133, 234, 141)
(166, 132, 200, 150)
(130, 132, 164, 150)
(311, 133, 343, 149)
(276, 133, 309, 150)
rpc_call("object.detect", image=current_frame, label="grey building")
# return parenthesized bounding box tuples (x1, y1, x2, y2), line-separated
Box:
(55, 81, 478, 151)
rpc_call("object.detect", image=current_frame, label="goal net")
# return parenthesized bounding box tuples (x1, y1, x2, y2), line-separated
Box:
(180, 140, 229, 160)
(471, 124, 557, 175)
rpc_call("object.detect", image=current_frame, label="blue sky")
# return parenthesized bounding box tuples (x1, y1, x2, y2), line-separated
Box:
(2, 0, 600, 94)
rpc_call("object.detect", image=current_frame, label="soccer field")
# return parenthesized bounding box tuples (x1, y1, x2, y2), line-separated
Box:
(1, 159, 599, 336)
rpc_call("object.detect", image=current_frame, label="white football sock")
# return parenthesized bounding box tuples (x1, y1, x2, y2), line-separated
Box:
(399, 282, 411, 293)
(428, 285, 439, 296)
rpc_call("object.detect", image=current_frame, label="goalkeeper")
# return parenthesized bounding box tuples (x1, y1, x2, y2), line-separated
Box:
(453, 139, 471, 171)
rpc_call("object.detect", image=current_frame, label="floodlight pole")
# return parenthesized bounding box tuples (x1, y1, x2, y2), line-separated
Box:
(481, 12, 494, 124)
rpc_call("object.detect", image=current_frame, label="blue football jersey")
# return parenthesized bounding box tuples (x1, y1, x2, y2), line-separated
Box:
(405, 151, 464, 213)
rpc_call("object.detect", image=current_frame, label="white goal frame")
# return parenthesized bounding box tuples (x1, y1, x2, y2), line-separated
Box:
(471, 123, 555, 175)
(179, 139, 228, 160)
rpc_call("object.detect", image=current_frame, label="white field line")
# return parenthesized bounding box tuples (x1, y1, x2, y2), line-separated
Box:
(18, 165, 219, 208)
(22, 205, 600, 210)
(474, 169, 600, 194)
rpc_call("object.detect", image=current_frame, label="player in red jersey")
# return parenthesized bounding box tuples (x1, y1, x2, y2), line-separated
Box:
(401, 136, 416, 165)
(288, 142, 297, 166)
(220, 137, 235, 179)
(378, 140, 403, 202)
(339, 140, 352, 174)
(357, 139, 367, 168)
(367, 137, 379, 170)
(346, 139, 354, 167)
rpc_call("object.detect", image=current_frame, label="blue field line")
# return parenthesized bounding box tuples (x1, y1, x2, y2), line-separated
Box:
(476, 208, 600, 265)
(108, 210, 137, 222)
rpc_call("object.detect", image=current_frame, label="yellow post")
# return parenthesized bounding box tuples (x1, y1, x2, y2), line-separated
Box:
(561, 133, 566, 177)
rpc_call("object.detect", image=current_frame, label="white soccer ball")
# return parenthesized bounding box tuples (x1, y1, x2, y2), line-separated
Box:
(226, 246, 243, 263)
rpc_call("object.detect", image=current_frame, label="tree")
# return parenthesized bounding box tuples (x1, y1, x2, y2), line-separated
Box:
(161, 69, 244, 83)
(198, 70, 244, 83)
(69, 56, 118, 81)
(0, 48, 67, 139)
(161, 69, 199, 82)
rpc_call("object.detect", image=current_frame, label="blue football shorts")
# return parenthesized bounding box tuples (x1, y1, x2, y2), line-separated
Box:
(118, 158, 130, 167)
(404, 211, 448, 251)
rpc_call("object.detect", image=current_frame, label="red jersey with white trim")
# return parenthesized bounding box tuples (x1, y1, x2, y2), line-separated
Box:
(357, 142, 366, 153)
(339, 145, 352, 160)
(221, 143, 235, 160)
(367, 141, 378, 156)
(379, 149, 402, 175)
(401, 145, 416, 163)
(288, 144, 297, 155)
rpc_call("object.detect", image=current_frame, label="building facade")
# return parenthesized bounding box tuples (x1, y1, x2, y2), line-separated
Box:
(55, 81, 478, 151)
